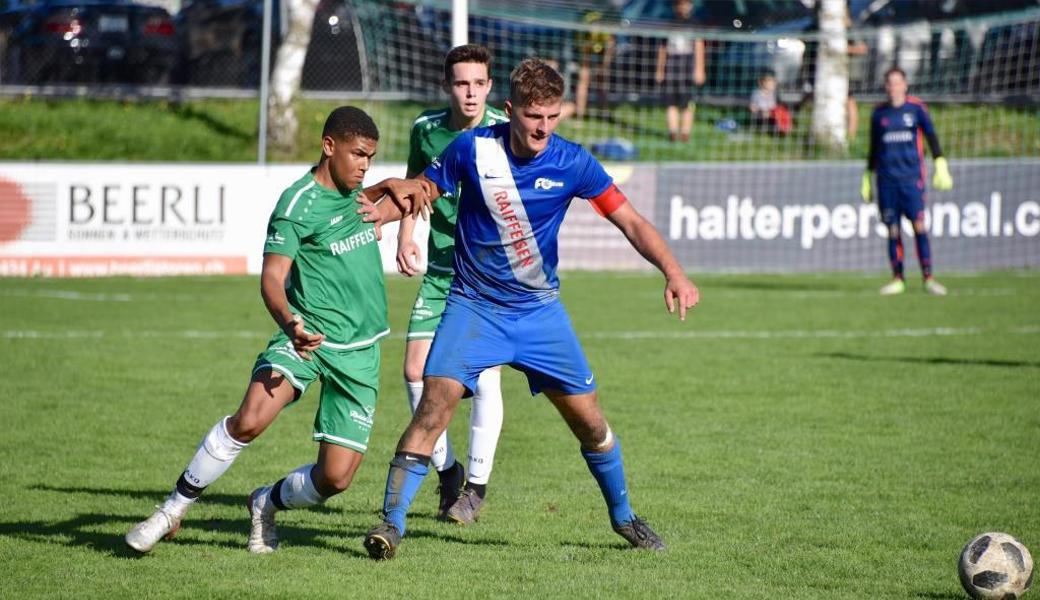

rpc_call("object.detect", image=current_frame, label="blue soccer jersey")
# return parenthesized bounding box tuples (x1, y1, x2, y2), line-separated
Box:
(424, 122, 613, 308)
(868, 96, 943, 186)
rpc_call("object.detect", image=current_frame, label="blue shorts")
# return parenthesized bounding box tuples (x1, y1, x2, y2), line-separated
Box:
(877, 180, 926, 226)
(424, 294, 596, 397)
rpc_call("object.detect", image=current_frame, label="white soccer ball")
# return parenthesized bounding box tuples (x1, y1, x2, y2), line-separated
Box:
(958, 532, 1033, 599)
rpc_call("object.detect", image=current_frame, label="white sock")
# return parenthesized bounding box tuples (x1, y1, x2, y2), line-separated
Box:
(467, 369, 504, 485)
(270, 464, 325, 510)
(181, 416, 248, 491)
(161, 491, 194, 517)
(406, 379, 454, 472)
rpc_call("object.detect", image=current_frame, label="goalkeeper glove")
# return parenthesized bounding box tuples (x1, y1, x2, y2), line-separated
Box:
(932, 156, 953, 191)
(860, 171, 873, 203)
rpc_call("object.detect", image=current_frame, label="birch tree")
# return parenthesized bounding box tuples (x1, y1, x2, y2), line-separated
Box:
(811, 0, 848, 151)
(267, 0, 319, 154)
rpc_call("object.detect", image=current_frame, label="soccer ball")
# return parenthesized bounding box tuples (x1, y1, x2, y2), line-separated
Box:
(958, 532, 1034, 599)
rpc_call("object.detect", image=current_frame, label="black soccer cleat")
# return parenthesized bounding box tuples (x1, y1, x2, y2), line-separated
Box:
(436, 461, 465, 520)
(364, 522, 401, 560)
(613, 515, 666, 551)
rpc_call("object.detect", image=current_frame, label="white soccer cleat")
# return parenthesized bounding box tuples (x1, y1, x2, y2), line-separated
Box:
(247, 487, 279, 554)
(879, 278, 906, 295)
(924, 278, 948, 296)
(125, 506, 182, 553)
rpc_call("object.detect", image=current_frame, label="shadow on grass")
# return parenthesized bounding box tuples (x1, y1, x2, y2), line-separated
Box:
(708, 278, 844, 292)
(913, 592, 964, 599)
(559, 540, 631, 551)
(169, 102, 252, 141)
(0, 512, 374, 558)
(820, 352, 1040, 369)
(30, 485, 363, 516)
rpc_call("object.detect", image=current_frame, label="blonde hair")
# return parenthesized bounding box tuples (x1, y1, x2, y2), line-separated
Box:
(509, 58, 564, 107)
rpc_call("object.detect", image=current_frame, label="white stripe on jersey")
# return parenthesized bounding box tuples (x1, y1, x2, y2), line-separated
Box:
(474, 136, 549, 291)
(413, 110, 448, 126)
(284, 180, 317, 217)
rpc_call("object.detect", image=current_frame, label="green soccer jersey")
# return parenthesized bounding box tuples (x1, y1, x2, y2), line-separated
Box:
(264, 171, 388, 349)
(407, 105, 509, 273)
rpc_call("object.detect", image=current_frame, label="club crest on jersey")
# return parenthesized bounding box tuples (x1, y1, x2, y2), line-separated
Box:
(902, 113, 914, 127)
(534, 177, 563, 191)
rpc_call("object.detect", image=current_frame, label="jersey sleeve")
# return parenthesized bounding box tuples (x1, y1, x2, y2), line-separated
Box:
(406, 120, 426, 178)
(423, 132, 469, 196)
(263, 195, 311, 259)
(916, 103, 944, 158)
(573, 146, 613, 199)
(867, 108, 882, 170)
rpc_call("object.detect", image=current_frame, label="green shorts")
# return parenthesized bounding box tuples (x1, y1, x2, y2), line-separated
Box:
(251, 330, 380, 453)
(406, 271, 451, 340)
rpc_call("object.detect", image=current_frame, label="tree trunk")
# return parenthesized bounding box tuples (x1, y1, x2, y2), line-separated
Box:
(811, 0, 848, 152)
(267, 0, 318, 155)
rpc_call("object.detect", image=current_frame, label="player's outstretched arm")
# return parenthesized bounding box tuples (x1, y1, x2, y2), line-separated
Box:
(358, 176, 442, 235)
(260, 253, 324, 360)
(605, 201, 700, 321)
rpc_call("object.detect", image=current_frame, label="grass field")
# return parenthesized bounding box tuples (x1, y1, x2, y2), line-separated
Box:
(1, 271, 1038, 598)
(2, 96, 1037, 163)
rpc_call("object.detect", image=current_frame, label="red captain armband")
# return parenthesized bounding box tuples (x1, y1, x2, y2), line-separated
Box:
(589, 184, 627, 217)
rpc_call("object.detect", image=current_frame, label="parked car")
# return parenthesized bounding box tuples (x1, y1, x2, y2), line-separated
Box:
(0, 0, 176, 84)
(174, 0, 363, 90)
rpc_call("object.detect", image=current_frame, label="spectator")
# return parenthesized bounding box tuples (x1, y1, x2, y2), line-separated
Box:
(749, 72, 792, 136)
(655, 0, 705, 142)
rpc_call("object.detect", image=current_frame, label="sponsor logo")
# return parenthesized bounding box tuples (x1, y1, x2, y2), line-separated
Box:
(668, 192, 1040, 250)
(350, 409, 373, 429)
(266, 231, 286, 246)
(329, 228, 376, 255)
(883, 131, 914, 144)
(534, 177, 563, 190)
(483, 170, 507, 180)
(330, 215, 343, 226)
(493, 190, 535, 267)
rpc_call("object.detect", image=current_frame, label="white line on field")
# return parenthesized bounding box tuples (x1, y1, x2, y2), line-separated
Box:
(4, 325, 1038, 341)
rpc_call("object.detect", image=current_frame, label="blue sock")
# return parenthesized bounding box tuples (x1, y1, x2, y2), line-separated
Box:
(888, 235, 905, 279)
(581, 438, 634, 527)
(914, 232, 933, 279)
(381, 452, 429, 536)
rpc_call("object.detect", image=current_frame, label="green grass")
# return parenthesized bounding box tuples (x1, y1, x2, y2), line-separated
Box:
(2, 95, 1037, 162)
(1, 271, 1038, 598)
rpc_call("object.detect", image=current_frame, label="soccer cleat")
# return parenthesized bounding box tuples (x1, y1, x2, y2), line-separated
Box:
(364, 522, 401, 560)
(879, 278, 906, 295)
(446, 488, 484, 525)
(247, 486, 279, 554)
(924, 278, 948, 296)
(613, 515, 666, 551)
(125, 505, 183, 553)
(436, 461, 465, 520)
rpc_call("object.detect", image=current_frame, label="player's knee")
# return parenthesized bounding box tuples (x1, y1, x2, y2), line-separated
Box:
(313, 468, 352, 496)
(577, 421, 612, 450)
(226, 413, 264, 442)
(403, 361, 424, 383)
(912, 221, 927, 234)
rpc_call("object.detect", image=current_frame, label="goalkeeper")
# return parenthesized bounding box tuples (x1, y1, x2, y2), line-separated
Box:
(861, 67, 952, 296)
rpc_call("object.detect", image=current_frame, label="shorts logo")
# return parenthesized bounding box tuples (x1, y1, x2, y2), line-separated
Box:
(350, 406, 374, 429)
(534, 177, 563, 191)
(585, 375, 594, 385)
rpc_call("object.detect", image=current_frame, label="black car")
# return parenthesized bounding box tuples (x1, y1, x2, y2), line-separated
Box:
(0, 0, 177, 84)
(175, 0, 363, 90)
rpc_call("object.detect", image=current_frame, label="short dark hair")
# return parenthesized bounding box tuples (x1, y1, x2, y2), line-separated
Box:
(444, 44, 492, 83)
(884, 67, 907, 81)
(509, 58, 564, 107)
(322, 106, 379, 142)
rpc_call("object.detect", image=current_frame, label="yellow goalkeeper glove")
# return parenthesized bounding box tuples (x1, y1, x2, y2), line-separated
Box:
(860, 171, 873, 203)
(932, 156, 953, 191)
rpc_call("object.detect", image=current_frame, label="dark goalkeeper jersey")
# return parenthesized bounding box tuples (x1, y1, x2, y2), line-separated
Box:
(868, 96, 943, 186)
